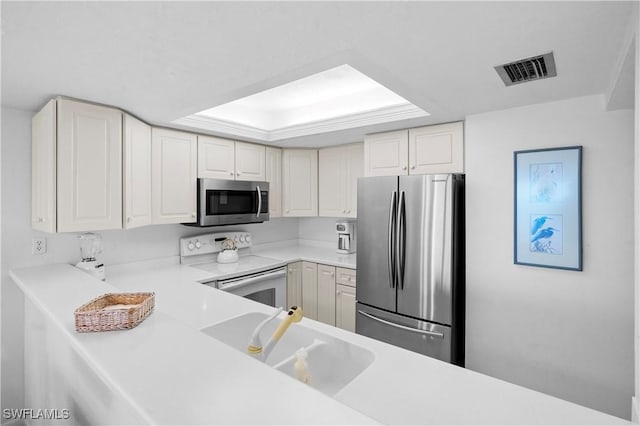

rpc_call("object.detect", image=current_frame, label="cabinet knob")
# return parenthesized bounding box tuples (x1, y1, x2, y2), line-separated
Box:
(191, 212, 196, 217)
(347, 210, 351, 214)
(402, 166, 407, 170)
(237, 172, 241, 176)
(411, 165, 416, 170)
(38, 217, 44, 223)
(337, 291, 342, 295)
(127, 217, 131, 223)
(229, 172, 234, 176)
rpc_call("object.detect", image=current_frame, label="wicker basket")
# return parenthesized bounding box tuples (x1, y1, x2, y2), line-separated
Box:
(74, 292, 155, 333)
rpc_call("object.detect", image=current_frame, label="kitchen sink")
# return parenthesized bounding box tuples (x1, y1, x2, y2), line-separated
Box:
(201, 312, 375, 395)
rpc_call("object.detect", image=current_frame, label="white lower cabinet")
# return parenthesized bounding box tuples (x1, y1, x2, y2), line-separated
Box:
(336, 284, 356, 333)
(317, 264, 336, 326)
(301, 262, 318, 320)
(286, 262, 302, 308)
(151, 128, 197, 224)
(335, 267, 357, 332)
(288, 262, 356, 330)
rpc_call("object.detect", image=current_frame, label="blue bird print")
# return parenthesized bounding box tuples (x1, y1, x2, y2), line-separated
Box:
(531, 216, 551, 235)
(531, 227, 559, 243)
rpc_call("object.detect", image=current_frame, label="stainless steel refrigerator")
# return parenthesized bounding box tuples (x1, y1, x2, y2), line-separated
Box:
(355, 174, 465, 366)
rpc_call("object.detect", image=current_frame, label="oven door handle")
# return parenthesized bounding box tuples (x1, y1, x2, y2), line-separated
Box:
(217, 269, 286, 292)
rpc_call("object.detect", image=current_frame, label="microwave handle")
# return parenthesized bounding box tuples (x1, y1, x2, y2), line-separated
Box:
(256, 185, 262, 218)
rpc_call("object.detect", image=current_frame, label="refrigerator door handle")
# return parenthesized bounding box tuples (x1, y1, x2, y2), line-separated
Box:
(357, 310, 445, 338)
(387, 191, 397, 288)
(396, 191, 406, 289)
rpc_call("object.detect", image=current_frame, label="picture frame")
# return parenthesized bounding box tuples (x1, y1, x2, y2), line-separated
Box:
(514, 146, 583, 271)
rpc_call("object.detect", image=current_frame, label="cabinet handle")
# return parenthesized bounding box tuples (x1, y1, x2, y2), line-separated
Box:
(411, 165, 416, 170)
(127, 217, 131, 223)
(229, 172, 234, 176)
(402, 166, 407, 170)
(237, 172, 241, 176)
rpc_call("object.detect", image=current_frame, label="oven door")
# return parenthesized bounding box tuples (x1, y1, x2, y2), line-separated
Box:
(216, 267, 286, 308)
(197, 178, 269, 226)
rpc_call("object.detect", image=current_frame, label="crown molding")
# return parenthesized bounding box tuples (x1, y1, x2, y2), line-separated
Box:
(172, 103, 429, 142)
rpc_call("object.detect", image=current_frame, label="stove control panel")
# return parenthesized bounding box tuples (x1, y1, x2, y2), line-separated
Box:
(180, 232, 252, 257)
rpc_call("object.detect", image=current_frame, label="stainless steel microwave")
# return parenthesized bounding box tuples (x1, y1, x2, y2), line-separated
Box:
(191, 178, 269, 227)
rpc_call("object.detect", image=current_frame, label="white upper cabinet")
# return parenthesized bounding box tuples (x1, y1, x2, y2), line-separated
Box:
(151, 128, 197, 224)
(282, 149, 318, 217)
(198, 136, 266, 181)
(319, 143, 363, 218)
(235, 142, 266, 181)
(198, 136, 235, 179)
(364, 122, 464, 176)
(123, 114, 152, 229)
(31, 99, 57, 233)
(408, 122, 464, 174)
(57, 99, 123, 232)
(364, 130, 408, 176)
(265, 146, 282, 218)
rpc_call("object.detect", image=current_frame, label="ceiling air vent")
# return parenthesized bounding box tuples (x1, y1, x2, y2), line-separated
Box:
(495, 52, 557, 87)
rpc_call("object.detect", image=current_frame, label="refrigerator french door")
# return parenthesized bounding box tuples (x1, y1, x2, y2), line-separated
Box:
(355, 174, 465, 366)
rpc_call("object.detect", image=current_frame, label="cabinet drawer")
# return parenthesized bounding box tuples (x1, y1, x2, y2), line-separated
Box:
(336, 267, 356, 287)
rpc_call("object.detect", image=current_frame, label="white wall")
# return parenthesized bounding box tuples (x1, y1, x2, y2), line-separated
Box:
(0, 107, 299, 415)
(465, 95, 634, 419)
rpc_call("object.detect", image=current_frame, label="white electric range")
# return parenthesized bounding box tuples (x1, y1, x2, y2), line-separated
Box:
(180, 232, 287, 307)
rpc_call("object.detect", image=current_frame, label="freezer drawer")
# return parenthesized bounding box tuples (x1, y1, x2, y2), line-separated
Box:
(356, 303, 451, 363)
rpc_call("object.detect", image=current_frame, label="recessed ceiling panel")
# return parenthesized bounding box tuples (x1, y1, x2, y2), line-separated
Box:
(173, 64, 429, 141)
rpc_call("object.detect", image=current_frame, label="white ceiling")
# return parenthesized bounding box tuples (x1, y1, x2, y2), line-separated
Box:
(1, 1, 635, 148)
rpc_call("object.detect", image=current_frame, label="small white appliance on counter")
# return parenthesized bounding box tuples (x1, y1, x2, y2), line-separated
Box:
(75, 232, 106, 281)
(336, 220, 356, 254)
(180, 232, 286, 308)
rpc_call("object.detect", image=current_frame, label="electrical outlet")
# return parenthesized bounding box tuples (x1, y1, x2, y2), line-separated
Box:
(32, 238, 46, 255)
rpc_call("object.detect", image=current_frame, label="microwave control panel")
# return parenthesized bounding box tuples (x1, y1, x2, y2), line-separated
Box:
(180, 232, 252, 257)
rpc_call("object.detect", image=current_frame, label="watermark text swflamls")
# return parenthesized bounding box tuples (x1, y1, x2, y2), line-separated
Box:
(3, 408, 70, 421)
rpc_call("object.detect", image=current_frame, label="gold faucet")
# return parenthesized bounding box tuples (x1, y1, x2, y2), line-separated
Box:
(247, 306, 303, 361)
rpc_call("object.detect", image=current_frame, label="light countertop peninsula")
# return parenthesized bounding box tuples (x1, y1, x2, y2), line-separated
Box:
(10, 241, 628, 425)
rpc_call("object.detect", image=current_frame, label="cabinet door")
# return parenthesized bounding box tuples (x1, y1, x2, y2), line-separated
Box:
(286, 262, 302, 309)
(318, 146, 347, 217)
(363, 130, 408, 176)
(123, 115, 151, 229)
(57, 99, 122, 232)
(408, 122, 464, 174)
(265, 147, 282, 218)
(301, 261, 318, 320)
(151, 128, 197, 224)
(346, 143, 364, 218)
(317, 264, 336, 326)
(235, 142, 266, 181)
(282, 149, 318, 217)
(336, 284, 356, 332)
(31, 100, 57, 233)
(198, 135, 235, 179)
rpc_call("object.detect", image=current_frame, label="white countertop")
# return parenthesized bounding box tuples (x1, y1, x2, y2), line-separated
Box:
(10, 242, 628, 425)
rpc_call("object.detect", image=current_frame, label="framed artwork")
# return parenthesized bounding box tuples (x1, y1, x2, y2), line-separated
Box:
(514, 146, 582, 271)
